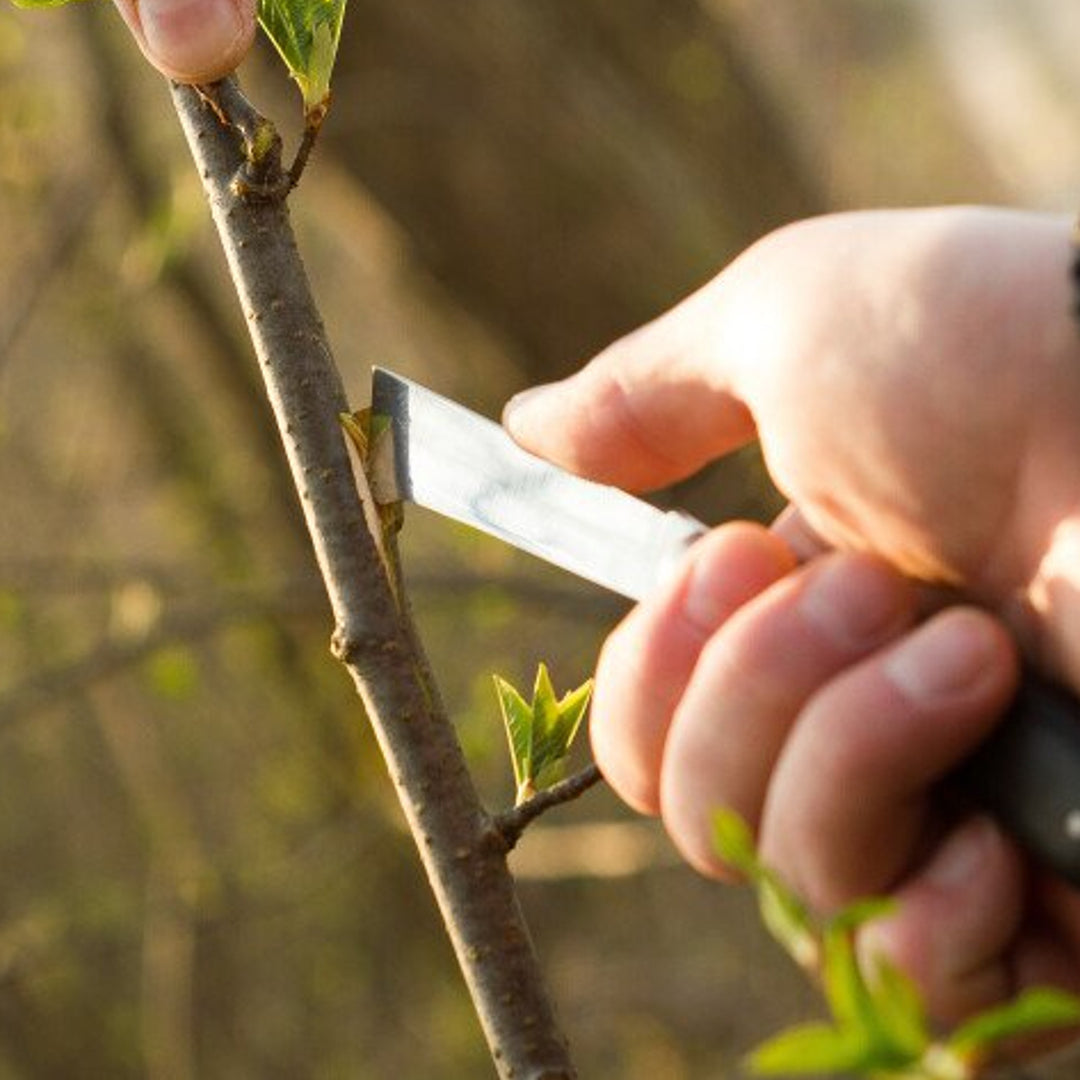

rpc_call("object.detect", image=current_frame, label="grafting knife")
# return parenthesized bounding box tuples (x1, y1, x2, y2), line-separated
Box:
(368, 366, 1080, 887)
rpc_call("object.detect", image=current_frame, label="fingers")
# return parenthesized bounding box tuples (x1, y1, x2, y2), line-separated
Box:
(759, 608, 1020, 908)
(111, 0, 256, 83)
(590, 522, 796, 813)
(503, 279, 755, 491)
(659, 553, 919, 876)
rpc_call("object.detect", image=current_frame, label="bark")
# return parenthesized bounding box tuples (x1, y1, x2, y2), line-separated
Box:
(168, 80, 576, 1080)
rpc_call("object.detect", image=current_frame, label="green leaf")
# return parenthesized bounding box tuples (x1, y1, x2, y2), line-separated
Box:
(257, 0, 346, 114)
(820, 920, 877, 1034)
(947, 988, 1080, 1064)
(712, 809, 819, 970)
(747, 1021, 869, 1075)
(862, 954, 930, 1061)
(711, 807, 758, 878)
(757, 869, 818, 973)
(530, 664, 591, 780)
(493, 675, 534, 794)
(8, 0, 87, 10)
(715, 806, 1078, 1079)
(494, 666, 592, 804)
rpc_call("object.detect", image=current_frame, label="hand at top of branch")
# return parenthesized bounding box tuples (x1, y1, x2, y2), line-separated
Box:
(504, 207, 1080, 1038)
(111, 0, 255, 83)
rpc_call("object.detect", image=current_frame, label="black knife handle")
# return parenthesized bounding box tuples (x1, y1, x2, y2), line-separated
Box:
(954, 671, 1080, 886)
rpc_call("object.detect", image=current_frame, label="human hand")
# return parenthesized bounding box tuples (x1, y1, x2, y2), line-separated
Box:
(111, 0, 255, 83)
(504, 207, 1080, 1026)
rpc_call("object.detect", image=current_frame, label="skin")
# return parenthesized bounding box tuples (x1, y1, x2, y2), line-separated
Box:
(504, 207, 1080, 1031)
(111, 0, 256, 83)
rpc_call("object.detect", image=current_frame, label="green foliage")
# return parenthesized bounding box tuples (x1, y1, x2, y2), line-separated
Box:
(947, 989, 1080, 1069)
(494, 664, 592, 805)
(7, 0, 86, 10)
(142, 645, 200, 702)
(257, 0, 345, 116)
(712, 808, 1080, 1079)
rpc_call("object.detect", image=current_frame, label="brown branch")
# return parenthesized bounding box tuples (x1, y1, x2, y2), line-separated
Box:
(287, 107, 328, 190)
(494, 764, 604, 852)
(168, 79, 576, 1080)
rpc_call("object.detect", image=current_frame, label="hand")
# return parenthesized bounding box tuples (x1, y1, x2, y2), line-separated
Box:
(504, 207, 1080, 1027)
(111, 0, 255, 83)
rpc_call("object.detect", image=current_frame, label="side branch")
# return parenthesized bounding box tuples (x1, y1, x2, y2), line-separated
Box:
(495, 765, 604, 852)
(169, 79, 575, 1080)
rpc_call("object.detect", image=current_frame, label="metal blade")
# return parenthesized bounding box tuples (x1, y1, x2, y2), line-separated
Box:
(370, 368, 707, 601)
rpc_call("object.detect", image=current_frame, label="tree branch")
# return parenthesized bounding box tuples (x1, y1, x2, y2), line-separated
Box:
(494, 764, 604, 852)
(168, 79, 576, 1080)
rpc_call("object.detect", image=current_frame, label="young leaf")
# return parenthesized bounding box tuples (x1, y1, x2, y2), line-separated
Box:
(529, 665, 592, 785)
(712, 807, 758, 878)
(712, 810, 818, 970)
(747, 1021, 869, 1075)
(861, 953, 930, 1062)
(757, 869, 819, 974)
(946, 987, 1080, 1065)
(493, 675, 534, 796)
(257, 0, 346, 116)
(494, 666, 592, 805)
(714, 808, 1080, 1079)
(8, 0, 85, 9)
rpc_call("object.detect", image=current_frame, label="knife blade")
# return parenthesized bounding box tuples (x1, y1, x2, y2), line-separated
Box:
(368, 366, 1080, 888)
(370, 367, 707, 600)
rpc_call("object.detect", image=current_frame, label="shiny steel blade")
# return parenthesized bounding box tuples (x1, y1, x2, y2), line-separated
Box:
(370, 368, 707, 601)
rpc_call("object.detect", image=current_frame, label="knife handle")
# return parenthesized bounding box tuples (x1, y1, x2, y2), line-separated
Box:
(953, 670, 1080, 886)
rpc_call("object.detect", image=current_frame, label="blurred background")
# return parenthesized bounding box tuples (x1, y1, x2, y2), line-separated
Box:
(1, 1, 1080, 1076)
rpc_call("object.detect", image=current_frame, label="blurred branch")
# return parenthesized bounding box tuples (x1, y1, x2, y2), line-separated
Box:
(78, 1, 309, 556)
(0, 557, 612, 619)
(494, 764, 604, 851)
(169, 79, 576, 1079)
(0, 590, 314, 726)
(0, 174, 105, 374)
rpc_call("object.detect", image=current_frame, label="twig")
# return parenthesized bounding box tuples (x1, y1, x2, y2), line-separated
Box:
(287, 104, 329, 190)
(494, 764, 604, 852)
(168, 79, 576, 1080)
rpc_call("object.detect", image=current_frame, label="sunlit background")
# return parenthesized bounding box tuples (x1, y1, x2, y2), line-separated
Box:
(1, 1, 1079, 1076)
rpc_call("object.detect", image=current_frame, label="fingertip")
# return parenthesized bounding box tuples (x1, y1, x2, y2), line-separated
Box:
(113, 0, 255, 83)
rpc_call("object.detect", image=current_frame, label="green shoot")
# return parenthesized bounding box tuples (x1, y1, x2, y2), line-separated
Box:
(257, 0, 346, 121)
(712, 808, 1080, 1079)
(494, 665, 592, 806)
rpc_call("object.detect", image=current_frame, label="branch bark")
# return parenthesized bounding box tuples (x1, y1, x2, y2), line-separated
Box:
(168, 80, 575, 1079)
(494, 765, 605, 852)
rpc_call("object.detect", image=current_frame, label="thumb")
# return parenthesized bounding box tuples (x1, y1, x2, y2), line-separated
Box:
(111, 0, 256, 83)
(503, 279, 756, 492)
